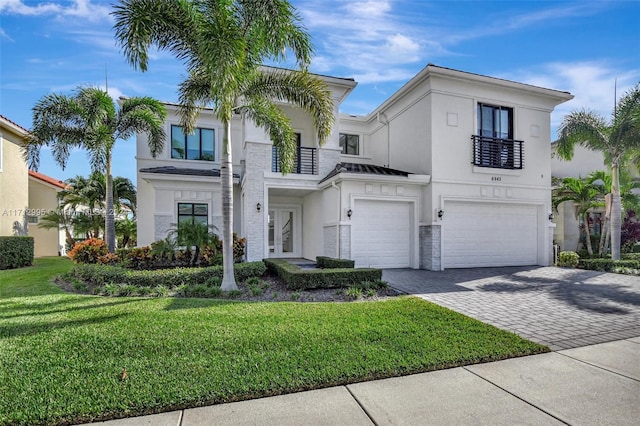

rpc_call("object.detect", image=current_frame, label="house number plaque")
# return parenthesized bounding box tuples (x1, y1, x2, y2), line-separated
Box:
(491, 176, 502, 181)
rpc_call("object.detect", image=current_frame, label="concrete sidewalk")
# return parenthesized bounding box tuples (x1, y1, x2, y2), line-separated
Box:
(90, 337, 640, 426)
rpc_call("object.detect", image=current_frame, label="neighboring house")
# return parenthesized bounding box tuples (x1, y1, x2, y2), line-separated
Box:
(0, 114, 30, 238)
(0, 114, 68, 257)
(28, 170, 68, 256)
(136, 65, 573, 270)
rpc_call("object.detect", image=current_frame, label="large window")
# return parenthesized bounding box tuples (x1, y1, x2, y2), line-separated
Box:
(178, 203, 208, 225)
(474, 104, 522, 169)
(478, 103, 513, 139)
(339, 133, 359, 155)
(171, 125, 215, 161)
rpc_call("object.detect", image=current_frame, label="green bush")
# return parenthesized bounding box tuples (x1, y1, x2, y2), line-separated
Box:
(264, 259, 381, 290)
(316, 256, 355, 269)
(578, 258, 640, 272)
(67, 261, 266, 290)
(557, 251, 579, 268)
(0, 236, 34, 270)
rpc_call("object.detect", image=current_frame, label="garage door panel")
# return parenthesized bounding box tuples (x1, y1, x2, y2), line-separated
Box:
(352, 200, 411, 268)
(443, 202, 538, 268)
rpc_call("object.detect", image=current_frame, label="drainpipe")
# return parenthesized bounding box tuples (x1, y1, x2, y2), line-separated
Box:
(331, 181, 341, 258)
(377, 112, 390, 167)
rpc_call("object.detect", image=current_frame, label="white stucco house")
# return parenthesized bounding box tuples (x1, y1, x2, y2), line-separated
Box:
(136, 64, 573, 270)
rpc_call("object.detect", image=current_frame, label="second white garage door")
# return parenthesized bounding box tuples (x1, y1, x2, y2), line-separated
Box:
(351, 199, 412, 268)
(443, 202, 538, 268)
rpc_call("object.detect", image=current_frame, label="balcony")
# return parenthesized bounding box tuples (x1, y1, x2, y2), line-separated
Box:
(472, 135, 524, 170)
(272, 146, 318, 175)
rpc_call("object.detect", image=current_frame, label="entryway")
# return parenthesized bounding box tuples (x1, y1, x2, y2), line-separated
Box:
(268, 207, 301, 258)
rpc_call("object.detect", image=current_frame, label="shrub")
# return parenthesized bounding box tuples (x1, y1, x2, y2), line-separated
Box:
(66, 261, 266, 291)
(97, 253, 120, 266)
(345, 287, 362, 300)
(264, 259, 382, 290)
(316, 256, 355, 269)
(68, 238, 108, 264)
(578, 258, 640, 272)
(557, 251, 579, 268)
(0, 236, 34, 270)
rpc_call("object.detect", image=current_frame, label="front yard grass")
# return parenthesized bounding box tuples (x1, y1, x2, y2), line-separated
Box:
(0, 258, 548, 425)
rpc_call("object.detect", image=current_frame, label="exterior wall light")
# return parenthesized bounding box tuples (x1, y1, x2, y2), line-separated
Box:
(437, 209, 444, 219)
(347, 208, 353, 219)
(256, 203, 261, 212)
(549, 213, 554, 221)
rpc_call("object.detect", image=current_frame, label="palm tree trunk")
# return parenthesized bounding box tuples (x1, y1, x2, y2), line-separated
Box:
(611, 164, 622, 260)
(105, 153, 116, 253)
(598, 216, 609, 256)
(584, 212, 594, 256)
(220, 119, 238, 291)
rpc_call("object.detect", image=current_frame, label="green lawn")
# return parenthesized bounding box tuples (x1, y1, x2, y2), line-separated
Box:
(0, 258, 548, 425)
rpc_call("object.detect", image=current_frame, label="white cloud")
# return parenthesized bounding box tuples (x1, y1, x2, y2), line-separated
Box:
(0, 0, 111, 22)
(0, 27, 13, 41)
(504, 61, 640, 136)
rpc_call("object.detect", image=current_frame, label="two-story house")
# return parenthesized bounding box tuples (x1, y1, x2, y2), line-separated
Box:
(136, 65, 573, 270)
(0, 114, 67, 257)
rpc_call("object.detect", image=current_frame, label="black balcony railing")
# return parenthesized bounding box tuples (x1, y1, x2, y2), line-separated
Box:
(472, 135, 524, 170)
(272, 146, 318, 175)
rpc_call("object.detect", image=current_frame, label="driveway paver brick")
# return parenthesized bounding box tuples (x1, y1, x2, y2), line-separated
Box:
(384, 266, 640, 350)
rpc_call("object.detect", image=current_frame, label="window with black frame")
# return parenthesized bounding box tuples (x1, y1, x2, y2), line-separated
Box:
(171, 125, 215, 161)
(474, 104, 522, 169)
(177, 203, 208, 225)
(339, 133, 359, 155)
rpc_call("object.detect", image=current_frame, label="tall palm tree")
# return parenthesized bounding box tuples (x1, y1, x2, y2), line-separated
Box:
(25, 87, 166, 252)
(553, 177, 603, 255)
(555, 84, 640, 259)
(113, 0, 335, 290)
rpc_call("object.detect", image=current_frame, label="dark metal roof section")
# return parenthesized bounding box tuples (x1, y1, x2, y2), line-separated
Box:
(319, 162, 411, 183)
(139, 166, 240, 178)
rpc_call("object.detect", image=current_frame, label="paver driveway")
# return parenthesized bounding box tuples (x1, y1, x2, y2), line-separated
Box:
(383, 266, 640, 350)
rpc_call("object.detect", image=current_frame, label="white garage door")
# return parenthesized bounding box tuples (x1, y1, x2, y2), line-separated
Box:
(443, 202, 538, 268)
(351, 200, 412, 268)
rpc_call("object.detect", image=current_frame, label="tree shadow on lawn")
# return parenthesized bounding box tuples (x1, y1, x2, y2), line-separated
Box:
(0, 312, 130, 338)
(0, 297, 140, 320)
(478, 268, 640, 314)
(162, 297, 246, 311)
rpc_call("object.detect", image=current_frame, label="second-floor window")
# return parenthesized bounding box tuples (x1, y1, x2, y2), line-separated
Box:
(474, 104, 522, 169)
(171, 125, 215, 161)
(339, 133, 359, 155)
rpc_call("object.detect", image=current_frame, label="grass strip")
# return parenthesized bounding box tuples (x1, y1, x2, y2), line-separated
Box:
(0, 258, 548, 425)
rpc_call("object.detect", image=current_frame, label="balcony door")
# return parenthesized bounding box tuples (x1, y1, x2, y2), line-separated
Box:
(268, 206, 300, 258)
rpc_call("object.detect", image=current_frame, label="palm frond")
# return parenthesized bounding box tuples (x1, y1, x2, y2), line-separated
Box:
(112, 0, 198, 72)
(555, 109, 609, 160)
(243, 69, 334, 144)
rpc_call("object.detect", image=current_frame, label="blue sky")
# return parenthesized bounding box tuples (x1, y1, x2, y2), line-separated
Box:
(1, 0, 639, 185)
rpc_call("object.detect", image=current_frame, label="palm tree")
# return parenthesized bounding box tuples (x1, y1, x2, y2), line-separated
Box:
(116, 216, 137, 248)
(169, 221, 217, 266)
(113, 0, 335, 290)
(25, 87, 166, 252)
(587, 169, 640, 255)
(553, 177, 603, 256)
(555, 84, 640, 259)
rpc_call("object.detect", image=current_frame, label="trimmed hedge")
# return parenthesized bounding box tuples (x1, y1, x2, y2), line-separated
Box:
(0, 236, 34, 270)
(578, 258, 640, 272)
(316, 256, 355, 269)
(66, 261, 266, 288)
(265, 258, 381, 290)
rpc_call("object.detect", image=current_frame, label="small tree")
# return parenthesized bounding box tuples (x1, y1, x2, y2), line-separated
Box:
(553, 177, 603, 256)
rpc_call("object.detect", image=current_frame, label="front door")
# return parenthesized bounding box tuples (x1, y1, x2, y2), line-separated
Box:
(268, 208, 299, 257)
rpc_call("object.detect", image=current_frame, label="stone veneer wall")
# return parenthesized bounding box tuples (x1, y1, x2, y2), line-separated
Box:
(419, 224, 441, 271)
(243, 142, 272, 261)
(323, 224, 351, 259)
